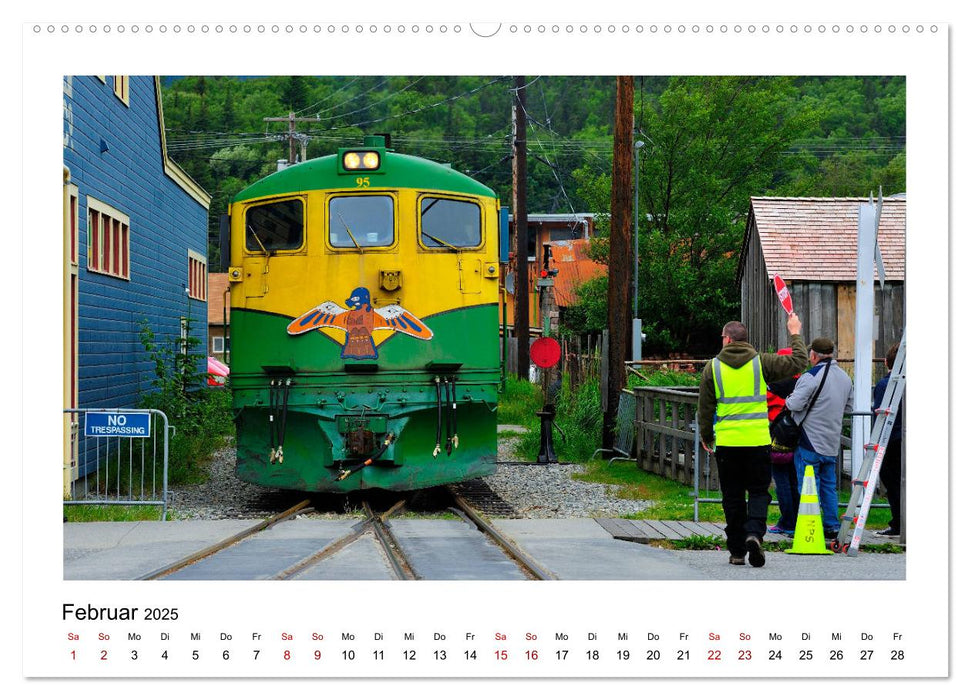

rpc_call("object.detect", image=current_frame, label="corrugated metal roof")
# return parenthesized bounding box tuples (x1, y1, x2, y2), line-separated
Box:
(548, 239, 607, 307)
(749, 196, 905, 282)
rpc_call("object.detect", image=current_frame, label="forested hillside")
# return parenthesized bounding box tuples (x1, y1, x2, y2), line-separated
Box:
(161, 75, 904, 350)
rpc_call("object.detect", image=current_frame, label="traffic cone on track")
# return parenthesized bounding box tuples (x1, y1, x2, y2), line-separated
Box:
(785, 465, 833, 555)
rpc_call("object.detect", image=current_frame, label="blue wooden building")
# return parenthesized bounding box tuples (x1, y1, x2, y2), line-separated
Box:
(62, 76, 211, 483)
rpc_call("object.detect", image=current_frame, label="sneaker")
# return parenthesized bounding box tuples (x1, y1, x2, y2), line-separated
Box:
(876, 527, 900, 537)
(825, 530, 839, 540)
(729, 555, 746, 565)
(767, 525, 786, 534)
(745, 535, 766, 568)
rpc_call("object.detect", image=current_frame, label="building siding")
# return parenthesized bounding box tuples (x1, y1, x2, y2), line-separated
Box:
(64, 76, 209, 412)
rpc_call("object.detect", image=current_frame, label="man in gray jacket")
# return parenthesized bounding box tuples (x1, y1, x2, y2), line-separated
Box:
(785, 337, 854, 538)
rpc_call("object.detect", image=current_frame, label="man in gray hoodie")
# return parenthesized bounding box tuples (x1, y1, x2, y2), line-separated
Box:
(785, 337, 854, 538)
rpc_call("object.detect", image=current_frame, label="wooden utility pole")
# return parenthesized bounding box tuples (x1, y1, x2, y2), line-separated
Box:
(263, 111, 320, 164)
(602, 76, 634, 451)
(512, 76, 530, 380)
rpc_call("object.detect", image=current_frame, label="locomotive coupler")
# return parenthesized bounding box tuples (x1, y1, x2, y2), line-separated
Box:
(336, 432, 396, 481)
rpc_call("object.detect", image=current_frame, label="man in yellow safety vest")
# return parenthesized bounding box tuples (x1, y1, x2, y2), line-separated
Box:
(698, 316, 808, 567)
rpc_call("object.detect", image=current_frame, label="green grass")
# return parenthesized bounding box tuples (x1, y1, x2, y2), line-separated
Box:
(626, 368, 702, 389)
(498, 429, 524, 439)
(667, 534, 724, 550)
(568, 455, 893, 530)
(64, 504, 164, 522)
(497, 376, 543, 427)
(572, 458, 726, 521)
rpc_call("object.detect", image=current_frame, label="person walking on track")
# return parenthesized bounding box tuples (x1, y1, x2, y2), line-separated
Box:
(698, 315, 808, 567)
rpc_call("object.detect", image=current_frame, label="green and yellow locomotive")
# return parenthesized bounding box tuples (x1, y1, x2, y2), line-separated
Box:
(224, 136, 502, 492)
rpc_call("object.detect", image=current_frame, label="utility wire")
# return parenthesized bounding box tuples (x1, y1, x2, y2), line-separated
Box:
(293, 76, 365, 116)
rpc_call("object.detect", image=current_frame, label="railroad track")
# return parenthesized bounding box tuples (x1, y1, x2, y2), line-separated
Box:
(138, 499, 314, 580)
(138, 484, 552, 581)
(446, 486, 555, 581)
(273, 499, 410, 580)
(448, 478, 521, 518)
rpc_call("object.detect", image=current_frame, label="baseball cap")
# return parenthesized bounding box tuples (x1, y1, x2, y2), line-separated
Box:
(810, 337, 835, 354)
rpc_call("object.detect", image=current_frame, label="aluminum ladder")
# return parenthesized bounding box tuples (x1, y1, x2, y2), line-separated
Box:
(834, 330, 905, 556)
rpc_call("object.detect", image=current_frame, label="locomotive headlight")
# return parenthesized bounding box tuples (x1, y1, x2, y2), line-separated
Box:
(342, 150, 381, 171)
(362, 151, 380, 169)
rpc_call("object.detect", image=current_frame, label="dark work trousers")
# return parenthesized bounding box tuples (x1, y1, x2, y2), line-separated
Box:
(880, 439, 903, 532)
(715, 445, 772, 556)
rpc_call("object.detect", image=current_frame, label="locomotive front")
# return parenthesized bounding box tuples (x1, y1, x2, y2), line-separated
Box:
(225, 136, 502, 492)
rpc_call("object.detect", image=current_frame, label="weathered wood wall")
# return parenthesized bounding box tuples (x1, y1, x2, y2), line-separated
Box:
(741, 222, 905, 362)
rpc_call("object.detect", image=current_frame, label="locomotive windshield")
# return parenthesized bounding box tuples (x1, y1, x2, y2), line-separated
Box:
(328, 195, 394, 248)
(245, 198, 304, 252)
(420, 197, 482, 249)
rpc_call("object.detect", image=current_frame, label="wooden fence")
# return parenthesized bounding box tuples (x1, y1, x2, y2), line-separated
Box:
(632, 385, 871, 502)
(632, 385, 720, 492)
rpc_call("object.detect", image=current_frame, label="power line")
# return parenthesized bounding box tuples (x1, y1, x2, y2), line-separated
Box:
(311, 76, 426, 124)
(293, 76, 365, 116)
(528, 79, 579, 216)
(304, 77, 507, 134)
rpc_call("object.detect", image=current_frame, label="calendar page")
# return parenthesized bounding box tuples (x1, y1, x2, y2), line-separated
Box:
(16, 1, 961, 696)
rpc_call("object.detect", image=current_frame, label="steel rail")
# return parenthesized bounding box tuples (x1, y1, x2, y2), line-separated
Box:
(138, 499, 313, 580)
(273, 500, 407, 580)
(448, 489, 557, 581)
(364, 501, 417, 580)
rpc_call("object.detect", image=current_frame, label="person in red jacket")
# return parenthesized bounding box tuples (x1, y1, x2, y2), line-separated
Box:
(767, 348, 801, 536)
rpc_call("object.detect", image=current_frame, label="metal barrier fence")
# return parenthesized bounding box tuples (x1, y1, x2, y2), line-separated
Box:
(631, 387, 887, 522)
(592, 389, 637, 465)
(63, 408, 170, 520)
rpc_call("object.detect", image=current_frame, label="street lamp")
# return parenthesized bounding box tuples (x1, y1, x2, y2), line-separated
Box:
(632, 140, 645, 361)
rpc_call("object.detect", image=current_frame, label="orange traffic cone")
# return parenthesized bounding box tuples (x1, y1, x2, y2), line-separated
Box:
(785, 465, 833, 555)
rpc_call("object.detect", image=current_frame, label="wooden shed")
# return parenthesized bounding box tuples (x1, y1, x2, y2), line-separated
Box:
(737, 196, 905, 362)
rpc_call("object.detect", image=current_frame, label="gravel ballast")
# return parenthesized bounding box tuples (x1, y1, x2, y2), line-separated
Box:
(167, 431, 650, 520)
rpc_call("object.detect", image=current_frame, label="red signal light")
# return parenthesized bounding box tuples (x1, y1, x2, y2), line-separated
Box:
(540, 270, 548, 278)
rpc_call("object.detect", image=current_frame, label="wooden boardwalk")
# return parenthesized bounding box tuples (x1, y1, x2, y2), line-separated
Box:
(593, 518, 893, 547)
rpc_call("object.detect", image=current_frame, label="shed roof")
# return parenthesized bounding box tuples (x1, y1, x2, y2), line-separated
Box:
(747, 196, 905, 282)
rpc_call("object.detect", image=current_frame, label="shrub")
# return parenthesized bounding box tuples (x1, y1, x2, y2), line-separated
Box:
(138, 318, 234, 485)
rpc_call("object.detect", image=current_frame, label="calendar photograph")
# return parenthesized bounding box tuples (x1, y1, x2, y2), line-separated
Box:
(21, 9, 953, 687)
(60, 73, 908, 583)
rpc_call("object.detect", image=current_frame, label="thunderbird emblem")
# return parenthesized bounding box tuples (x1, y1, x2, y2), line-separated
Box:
(286, 287, 433, 360)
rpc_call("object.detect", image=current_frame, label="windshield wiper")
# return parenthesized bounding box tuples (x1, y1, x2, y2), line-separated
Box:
(421, 230, 461, 253)
(247, 225, 270, 255)
(337, 212, 363, 253)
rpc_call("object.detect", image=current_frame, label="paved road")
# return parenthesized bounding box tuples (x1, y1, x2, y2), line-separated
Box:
(63, 518, 904, 581)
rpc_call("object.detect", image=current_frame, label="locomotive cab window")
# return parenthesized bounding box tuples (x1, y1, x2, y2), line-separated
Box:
(245, 198, 304, 252)
(328, 195, 394, 249)
(419, 197, 482, 250)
